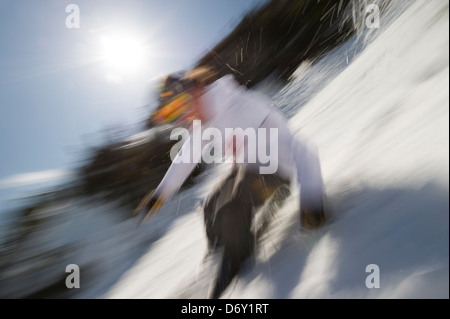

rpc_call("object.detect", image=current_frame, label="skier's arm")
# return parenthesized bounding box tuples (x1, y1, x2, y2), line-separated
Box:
(154, 134, 203, 200)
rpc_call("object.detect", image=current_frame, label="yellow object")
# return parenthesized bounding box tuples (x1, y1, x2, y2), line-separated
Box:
(160, 91, 174, 98)
(154, 93, 192, 123)
(141, 197, 165, 224)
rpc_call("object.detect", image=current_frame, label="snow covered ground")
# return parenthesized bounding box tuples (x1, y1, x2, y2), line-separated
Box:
(1, 0, 447, 299)
(105, 0, 449, 299)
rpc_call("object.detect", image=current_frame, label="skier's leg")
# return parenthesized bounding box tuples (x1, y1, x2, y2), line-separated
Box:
(210, 171, 289, 298)
(255, 182, 291, 241)
(203, 168, 239, 251)
(210, 198, 253, 299)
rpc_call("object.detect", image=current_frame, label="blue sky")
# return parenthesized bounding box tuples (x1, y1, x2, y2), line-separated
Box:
(0, 0, 262, 210)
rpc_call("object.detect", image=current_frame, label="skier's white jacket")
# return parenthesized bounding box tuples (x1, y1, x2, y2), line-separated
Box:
(155, 75, 324, 209)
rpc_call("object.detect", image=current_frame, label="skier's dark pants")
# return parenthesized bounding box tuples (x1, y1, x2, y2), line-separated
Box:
(203, 167, 290, 299)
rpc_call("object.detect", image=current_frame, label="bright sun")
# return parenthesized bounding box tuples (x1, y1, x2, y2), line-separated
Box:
(100, 34, 146, 74)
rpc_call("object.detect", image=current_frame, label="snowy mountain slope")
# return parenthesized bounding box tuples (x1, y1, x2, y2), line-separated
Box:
(104, 0, 448, 299)
(2, 0, 447, 299)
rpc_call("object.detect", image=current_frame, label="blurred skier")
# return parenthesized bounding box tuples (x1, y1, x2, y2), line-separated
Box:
(139, 66, 327, 298)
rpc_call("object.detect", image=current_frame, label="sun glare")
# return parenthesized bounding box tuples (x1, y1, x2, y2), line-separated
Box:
(100, 34, 146, 74)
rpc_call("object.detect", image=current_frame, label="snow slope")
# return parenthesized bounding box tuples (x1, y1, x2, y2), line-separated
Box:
(2, 0, 446, 299)
(104, 0, 449, 299)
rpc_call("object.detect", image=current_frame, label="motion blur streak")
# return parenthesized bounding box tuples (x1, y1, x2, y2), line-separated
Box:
(0, 0, 448, 298)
